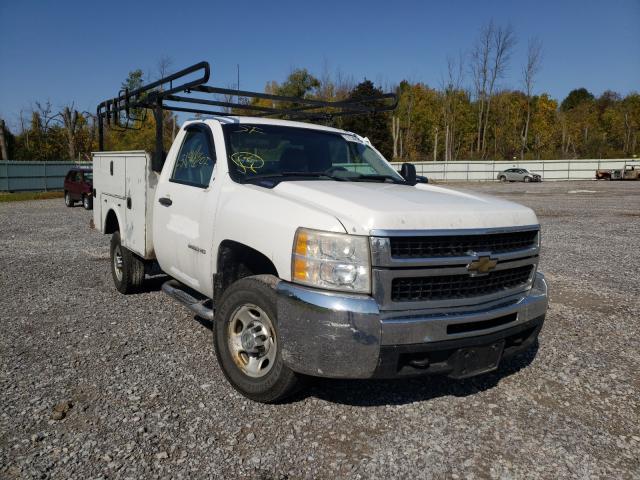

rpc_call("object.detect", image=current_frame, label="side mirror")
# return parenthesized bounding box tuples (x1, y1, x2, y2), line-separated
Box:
(400, 162, 417, 185)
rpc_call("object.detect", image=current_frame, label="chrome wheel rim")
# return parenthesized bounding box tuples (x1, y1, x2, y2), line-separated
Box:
(65, 193, 70, 205)
(113, 245, 124, 281)
(83, 197, 89, 208)
(227, 304, 276, 378)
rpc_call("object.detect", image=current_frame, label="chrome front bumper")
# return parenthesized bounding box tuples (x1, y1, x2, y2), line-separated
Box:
(276, 272, 548, 379)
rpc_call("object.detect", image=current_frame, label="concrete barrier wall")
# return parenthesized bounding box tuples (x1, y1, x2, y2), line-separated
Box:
(0, 161, 92, 192)
(390, 159, 640, 182)
(2, 158, 638, 191)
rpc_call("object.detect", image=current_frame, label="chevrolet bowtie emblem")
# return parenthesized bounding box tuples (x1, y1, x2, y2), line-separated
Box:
(467, 256, 498, 275)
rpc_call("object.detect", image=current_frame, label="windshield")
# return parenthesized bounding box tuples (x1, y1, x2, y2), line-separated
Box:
(222, 124, 404, 184)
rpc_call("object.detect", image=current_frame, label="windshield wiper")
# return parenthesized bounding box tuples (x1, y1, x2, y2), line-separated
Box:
(240, 171, 406, 186)
(283, 172, 406, 184)
(283, 171, 349, 181)
(349, 173, 407, 184)
(243, 171, 348, 182)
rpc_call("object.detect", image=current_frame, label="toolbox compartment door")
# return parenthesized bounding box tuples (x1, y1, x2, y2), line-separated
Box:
(92, 151, 156, 259)
(123, 155, 149, 257)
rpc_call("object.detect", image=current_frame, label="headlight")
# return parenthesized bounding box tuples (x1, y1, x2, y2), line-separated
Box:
(292, 227, 371, 293)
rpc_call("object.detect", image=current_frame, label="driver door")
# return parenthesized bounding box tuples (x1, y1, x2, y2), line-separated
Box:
(153, 123, 218, 294)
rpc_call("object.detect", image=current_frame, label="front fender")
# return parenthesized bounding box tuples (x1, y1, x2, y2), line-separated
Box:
(212, 182, 346, 282)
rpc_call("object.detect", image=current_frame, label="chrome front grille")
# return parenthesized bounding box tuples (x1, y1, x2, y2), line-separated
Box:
(370, 226, 539, 311)
(389, 230, 538, 258)
(391, 264, 534, 302)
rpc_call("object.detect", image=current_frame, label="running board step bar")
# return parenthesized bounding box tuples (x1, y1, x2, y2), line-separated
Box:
(162, 280, 214, 321)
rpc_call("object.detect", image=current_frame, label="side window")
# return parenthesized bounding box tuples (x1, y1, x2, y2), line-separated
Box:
(171, 128, 216, 187)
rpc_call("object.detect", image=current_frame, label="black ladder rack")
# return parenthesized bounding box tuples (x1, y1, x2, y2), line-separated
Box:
(96, 61, 397, 172)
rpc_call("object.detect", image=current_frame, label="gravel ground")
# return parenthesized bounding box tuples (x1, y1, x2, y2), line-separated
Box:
(1, 180, 639, 479)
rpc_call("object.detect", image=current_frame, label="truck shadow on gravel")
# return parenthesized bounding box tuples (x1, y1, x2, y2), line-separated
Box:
(303, 345, 539, 406)
(140, 275, 170, 293)
(191, 314, 538, 406)
(121, 275, 170, 294)
(193, 315, 540, 407)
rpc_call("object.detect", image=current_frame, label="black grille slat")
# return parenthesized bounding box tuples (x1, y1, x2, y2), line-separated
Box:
(390, 230, 538, 258)
(391, 265, 533, 302)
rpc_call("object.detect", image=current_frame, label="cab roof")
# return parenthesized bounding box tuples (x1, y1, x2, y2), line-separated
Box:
(183, 116, 352, 136)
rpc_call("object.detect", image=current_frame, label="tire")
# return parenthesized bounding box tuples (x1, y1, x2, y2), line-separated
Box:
(82, 195, 93, 210)
(64, 191, 74, 207)
(524, 176, 531, 183)
(214, 276, 301, 403)
(110, 231, 145, 294)
(498, 176, 506, 183)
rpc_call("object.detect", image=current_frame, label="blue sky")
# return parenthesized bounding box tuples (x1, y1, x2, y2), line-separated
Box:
(0, 0, 638, 128)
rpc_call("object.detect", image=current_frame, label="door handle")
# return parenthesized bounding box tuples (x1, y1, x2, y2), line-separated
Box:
(158, 197, 173, 207)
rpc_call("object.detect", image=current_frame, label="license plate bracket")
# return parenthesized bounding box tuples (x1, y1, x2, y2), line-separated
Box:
(449, 340, 505, 379)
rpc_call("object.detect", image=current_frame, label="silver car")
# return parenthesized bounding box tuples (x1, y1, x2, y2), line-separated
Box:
(497, 168, 542, 182)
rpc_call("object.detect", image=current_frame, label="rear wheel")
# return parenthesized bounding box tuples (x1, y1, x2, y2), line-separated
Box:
(110, 231, 145, 294)
(214, 276, 301, 403)
(64, 191, 74, 207)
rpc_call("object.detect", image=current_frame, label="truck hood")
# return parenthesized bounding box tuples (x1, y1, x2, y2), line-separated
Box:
(271, 181, 538, 234)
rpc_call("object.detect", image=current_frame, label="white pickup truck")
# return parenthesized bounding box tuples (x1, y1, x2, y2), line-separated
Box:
(92, 64, 548, 402)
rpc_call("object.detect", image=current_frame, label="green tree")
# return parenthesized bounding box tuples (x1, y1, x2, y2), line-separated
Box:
(0, 119, 15, 159)
(529, 94, 558, 159)
(489, 91, 526, 159)
(275, 69, 320, 98)
(621, 93, 640, 156)
(560, 88, 595, 111)
(104, 69, 175, 153)
(340, 80, 394, 159)
(393, 82, 441, 160)
(121, 69, 144, 92)
(241, 69, 321, 115)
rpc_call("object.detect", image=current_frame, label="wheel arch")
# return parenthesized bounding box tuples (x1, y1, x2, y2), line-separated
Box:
(104, 208, 121, 235)
(214, 240, 279, 305)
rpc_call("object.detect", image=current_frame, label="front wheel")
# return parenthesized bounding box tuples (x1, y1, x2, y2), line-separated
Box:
(498, 176, 507, 182)
(524, 176, 531, 183)
(82, 195, 93, 210)
(214, 276, 301, 403)
(110, 231, 145, 294)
